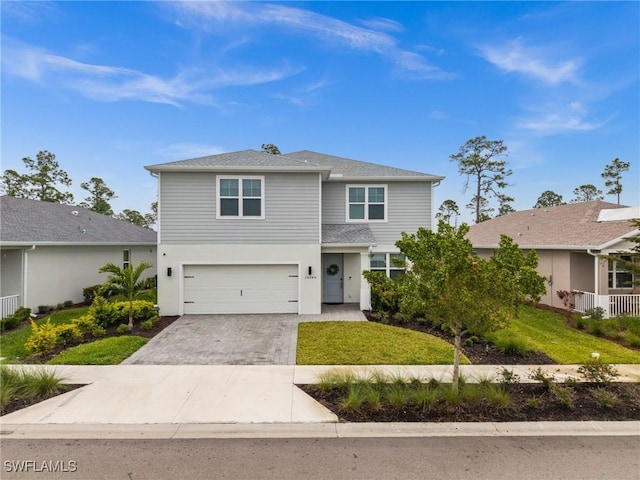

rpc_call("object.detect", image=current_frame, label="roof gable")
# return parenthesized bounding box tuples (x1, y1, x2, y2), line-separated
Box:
(1, 196, 157, 245)
(466, 201, 638, 250)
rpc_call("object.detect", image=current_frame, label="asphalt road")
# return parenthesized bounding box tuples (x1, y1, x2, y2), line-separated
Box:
(1, 436, 639, 480)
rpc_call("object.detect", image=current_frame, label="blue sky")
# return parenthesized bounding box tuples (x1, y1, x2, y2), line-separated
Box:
(2, 1, 638, 223)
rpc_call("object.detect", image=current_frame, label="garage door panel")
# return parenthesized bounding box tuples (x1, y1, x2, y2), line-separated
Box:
(183, 265, 298, 314)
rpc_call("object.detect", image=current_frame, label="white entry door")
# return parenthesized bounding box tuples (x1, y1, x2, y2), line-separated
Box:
(183, 264, 299, 314)
(322, 253, 343, 303)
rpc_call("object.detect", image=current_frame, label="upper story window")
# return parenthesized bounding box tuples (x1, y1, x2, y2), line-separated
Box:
(370, 253, 405, 280)
(608, 255, 635, 289)
(217, 176, 264, 219)
(347, 185, 387, 222)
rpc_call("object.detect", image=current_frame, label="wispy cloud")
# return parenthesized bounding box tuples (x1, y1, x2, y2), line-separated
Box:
(1, 1, 58, 23)
(1, 38, 300, 106)
(478, 38, 581, 85)
(169, 2, 451, 80)
(357, 17, 404, 33)
(516, 102, 610, 136)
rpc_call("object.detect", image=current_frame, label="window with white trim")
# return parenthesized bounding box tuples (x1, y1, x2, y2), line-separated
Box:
(608, 255, 635, 289)
(347, 185, 387, 222)
(370, 253, 405, 280)
(123, 249, 131, 269)
(217, 176, 264, 219)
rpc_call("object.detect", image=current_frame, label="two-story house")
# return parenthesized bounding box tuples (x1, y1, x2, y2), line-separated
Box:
(145, 150, 443, 315)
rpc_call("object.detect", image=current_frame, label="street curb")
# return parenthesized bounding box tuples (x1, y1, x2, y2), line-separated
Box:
(1, 421, 639, 439)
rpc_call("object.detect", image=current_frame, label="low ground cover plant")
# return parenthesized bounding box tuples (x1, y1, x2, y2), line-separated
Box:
(302, 361, 640, 422)
(0, 366, 67, 415)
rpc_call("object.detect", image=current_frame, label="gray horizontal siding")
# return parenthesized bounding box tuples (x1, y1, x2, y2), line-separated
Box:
(159, 172, 320, 244)
(322, 181, 433, 245)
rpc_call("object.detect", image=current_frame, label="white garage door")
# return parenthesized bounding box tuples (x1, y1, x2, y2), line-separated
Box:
(183, 264, 299, 314)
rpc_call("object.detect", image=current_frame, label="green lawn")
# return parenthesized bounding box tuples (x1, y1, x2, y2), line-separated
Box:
(505, 306, 640, 364)
(297, 321, 468, 365)
(48, 336, 148, 365)
(0, 307, 89, 363)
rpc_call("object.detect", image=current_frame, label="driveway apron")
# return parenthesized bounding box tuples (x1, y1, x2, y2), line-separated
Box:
(123, 307, 366, 365)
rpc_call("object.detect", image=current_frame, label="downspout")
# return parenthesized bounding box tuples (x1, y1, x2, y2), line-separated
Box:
(23, 245, 36, 309)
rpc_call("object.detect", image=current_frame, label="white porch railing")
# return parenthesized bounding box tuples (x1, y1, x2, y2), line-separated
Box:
(574, 291, 595, 314)
(573, 291, 640, 318)
(609, 294, 640, 318)
(1, 294, 20, 319)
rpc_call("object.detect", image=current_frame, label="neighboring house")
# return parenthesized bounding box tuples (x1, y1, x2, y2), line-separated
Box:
(467, 201, 640, 317)
(0, 196, 157, 317)
(145, 149, 443, 315)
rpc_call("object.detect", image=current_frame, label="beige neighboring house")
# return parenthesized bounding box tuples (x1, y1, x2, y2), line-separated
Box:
(0, 196, 157, 317)
(467, 201, 640, 318)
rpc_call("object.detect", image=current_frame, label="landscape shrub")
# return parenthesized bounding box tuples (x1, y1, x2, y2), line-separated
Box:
(37, 305, 52, 314)
(139, 315, 159, 331)
(71, 314, 98, 334)
(88, 296, 119, 327)
(24, 319, 58, 356)
(489, 335, 534, 356)
(362, 271, 401, 318)
(1, 307, 31, 332)
(584, 307, 605, 321)
(112, 300, 156, 324)
(82, 284, 105, 304)
(577, 359, 619, 386)
(63, 300, 74, 308)
(56, 324, 83, 344)
(116, 324, 130, 335)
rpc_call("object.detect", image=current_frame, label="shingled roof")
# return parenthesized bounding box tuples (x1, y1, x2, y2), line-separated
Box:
(1, 196, 157, 245)
(466, 201, 638, 250)
(322, 224, 377, 245)
(145, 149, 443, 181)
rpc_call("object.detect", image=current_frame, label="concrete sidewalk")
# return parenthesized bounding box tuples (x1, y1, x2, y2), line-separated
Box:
(1, 364, 639, 439)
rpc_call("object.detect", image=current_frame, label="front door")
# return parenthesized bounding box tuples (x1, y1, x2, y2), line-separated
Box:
(322, 253, 343, 303)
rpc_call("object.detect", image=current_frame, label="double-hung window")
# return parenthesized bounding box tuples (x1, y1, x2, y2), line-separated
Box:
(370, 253, 405, 280)
(122, 249, 131, 269)
(217, 176, 264, 219)
(608, 255, 635, 289)
(347, 185, 387, 222)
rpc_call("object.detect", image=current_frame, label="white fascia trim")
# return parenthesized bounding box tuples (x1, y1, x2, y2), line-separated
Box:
(0, 242, 157, 247)
(326, 176, 444, 182)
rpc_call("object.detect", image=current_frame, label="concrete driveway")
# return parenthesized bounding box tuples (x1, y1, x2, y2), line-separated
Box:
(123, 305, 366, 366)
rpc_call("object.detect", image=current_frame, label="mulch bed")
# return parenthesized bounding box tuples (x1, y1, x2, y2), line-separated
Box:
(23, 316, 180, 364)
(301, 383, 640, 422)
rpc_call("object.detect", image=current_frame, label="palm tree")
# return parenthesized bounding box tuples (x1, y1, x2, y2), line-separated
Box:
(99, 261, 152, 331)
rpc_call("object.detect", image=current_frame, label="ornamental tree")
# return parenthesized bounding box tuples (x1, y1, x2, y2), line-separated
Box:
(395, 221, 546, 391)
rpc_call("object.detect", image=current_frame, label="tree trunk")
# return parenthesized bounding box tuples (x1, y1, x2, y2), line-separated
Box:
(452, 321, 462, 392)
(128, 301, 134, 332)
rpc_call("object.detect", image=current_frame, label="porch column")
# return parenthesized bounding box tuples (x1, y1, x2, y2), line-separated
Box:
(359, 252, 371, 311)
